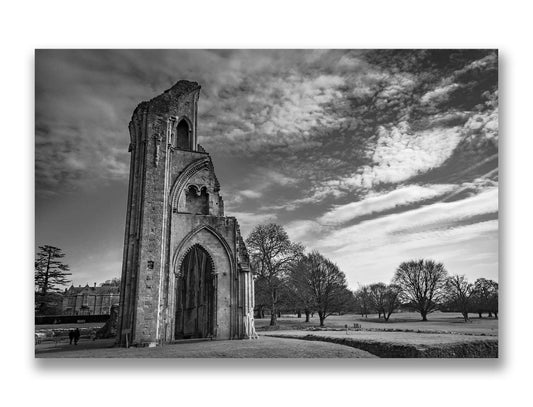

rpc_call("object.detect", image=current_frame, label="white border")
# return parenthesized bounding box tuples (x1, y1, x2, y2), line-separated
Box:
(3, 1, 531, 406)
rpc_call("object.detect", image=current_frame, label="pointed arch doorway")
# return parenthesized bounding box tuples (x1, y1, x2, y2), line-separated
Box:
(175, 244, 216, 339)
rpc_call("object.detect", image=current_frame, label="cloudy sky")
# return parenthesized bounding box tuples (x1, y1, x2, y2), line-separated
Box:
(35, 49, 498, 289)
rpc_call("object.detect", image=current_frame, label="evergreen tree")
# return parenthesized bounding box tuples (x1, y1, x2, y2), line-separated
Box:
(35, 245, 72, 294)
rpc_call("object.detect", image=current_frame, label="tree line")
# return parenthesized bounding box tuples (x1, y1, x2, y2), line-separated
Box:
(352, 260, 498, 322)
(248, 224, 498, 325)
(35, 228, 498, 324)
(247, 223, 355, 326)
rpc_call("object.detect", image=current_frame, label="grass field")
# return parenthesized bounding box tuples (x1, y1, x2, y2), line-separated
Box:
(262, 329, 496, 345)
(255, 312, 498, 336)
(36, 336, 376, 358)
(261, 330, 497, 358)
(254, 312, 498, 357)
(34, 312, 498, 358)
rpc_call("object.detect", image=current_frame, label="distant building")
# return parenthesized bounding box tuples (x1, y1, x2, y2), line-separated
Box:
(62, 280, 120, 316)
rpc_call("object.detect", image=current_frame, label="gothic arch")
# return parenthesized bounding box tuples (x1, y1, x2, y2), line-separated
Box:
(169, 157, 211, 209)
(174, 243, 216, 339)
(174, 116, 193, 150)
(169, 225, 235, 340)
(175, 243, 216, 278)
(172, 224, 235, 273)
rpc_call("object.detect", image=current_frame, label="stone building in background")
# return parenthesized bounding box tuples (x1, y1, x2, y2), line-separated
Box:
(62, 280, 120, 316)
(118, 81, 255, 346)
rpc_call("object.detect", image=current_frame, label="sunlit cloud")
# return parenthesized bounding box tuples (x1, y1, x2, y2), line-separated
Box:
(319, 184, 457, 225)
(318, 187, 498, 251)
(36, 49, 498, 287)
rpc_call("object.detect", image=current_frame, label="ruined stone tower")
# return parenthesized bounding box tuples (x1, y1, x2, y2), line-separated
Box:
(117, 80, 255, 346)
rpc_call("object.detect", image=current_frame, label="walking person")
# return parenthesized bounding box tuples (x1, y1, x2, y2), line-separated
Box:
(74, 328, 80, 345)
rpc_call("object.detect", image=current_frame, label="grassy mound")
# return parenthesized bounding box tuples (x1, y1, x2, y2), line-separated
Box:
(266, 333, 498, 358)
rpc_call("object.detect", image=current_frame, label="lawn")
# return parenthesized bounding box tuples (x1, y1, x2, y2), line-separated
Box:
(262, 329, 496, 345)
(34, 312, 498, 358)
(35, 336, 376, 358)
(255, 312, 498, 336)
(261, 330, 498, 358)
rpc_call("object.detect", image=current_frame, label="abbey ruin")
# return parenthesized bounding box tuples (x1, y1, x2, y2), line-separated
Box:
(117, 81, 255, 346)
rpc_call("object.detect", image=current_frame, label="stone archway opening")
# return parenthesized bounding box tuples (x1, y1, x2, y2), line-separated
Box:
(175, 244, 215, 339)
(175, 119, 190, 150)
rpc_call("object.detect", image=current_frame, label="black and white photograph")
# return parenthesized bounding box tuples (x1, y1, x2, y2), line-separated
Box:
(5, 1, 533, 407)
(34, 49, 499, 358)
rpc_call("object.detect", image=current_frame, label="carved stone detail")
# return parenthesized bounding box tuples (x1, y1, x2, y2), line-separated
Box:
(153, 134, 162, 167)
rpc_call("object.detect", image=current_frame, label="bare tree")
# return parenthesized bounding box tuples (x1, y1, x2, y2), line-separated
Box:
(253, 276, 270, 319)
(383, 284, 402, 321)
(354, 285, 372, 318)
(287, 256, 316, 322)
(369, 283, 387, 319)
(445, 274, 475, 322)
(247, 223, 303, 326)
(305, 251, 349, 327)
(393, 259, 448, 321)
(368, 283, 402, 321)
(287, 251, 349, 326)
(35, 245, 71, 294)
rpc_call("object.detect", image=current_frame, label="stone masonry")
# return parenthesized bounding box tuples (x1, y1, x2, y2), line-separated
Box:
(117, 80, 255, 346)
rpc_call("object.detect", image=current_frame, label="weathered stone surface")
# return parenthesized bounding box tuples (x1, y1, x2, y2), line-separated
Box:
(117, 81, 255, 346)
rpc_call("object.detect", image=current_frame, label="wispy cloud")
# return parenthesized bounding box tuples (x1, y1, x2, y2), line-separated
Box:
(318, 184, 457, 225)
(284, 183, 498, 287)
(335, 220, 498, 286)
(36, 49, 498, 288)
(317, 187, 498, 250)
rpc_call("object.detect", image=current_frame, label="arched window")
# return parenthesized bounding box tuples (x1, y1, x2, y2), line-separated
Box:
(175, 119, 190, 150)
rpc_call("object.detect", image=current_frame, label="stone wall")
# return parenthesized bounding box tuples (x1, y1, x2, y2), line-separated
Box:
(117, 81, 254, 346)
